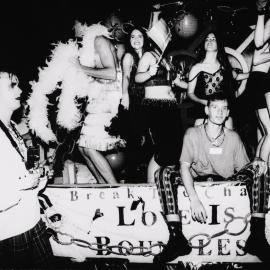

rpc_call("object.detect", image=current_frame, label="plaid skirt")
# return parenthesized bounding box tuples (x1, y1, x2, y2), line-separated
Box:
(0, 219, 53, 269)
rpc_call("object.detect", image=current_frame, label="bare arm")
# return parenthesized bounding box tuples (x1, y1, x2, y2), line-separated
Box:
(255, 15, 266, 47)
(121, 53, 133, 109)
(148, 7, 161, 29)
(180, 162, 208, 223)
(78, 36, 117, 80)
(135, 52, 158, 83)
(173, 74, 188, 89)
(232, 70, 249, 81)
(264, 18, 270, 42)
(253, 43, 270, 65)
(254, 15, 270, 48)
(187, 65, 207, 106)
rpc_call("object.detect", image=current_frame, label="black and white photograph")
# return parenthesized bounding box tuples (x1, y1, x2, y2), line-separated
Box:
(0, 0, 270, 269)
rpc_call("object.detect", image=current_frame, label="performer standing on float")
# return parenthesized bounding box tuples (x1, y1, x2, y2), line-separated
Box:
(135, 5, 192, 263)
(73, 11, 127, 184)
(28, 11, 127, 184)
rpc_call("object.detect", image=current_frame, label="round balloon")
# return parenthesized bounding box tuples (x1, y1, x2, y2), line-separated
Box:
(105, 151, 126, 171)
(174, 12, 198, 39)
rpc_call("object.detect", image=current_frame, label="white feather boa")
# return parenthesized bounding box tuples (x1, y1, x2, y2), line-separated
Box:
(28, 23, 111, 143)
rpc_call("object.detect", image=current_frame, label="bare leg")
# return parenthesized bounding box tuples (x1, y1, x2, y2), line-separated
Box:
(147, 155, 160, 184)
(79, 146, 117, 184)
(255, 111, 265, 157)
(256, 107, 270, 164)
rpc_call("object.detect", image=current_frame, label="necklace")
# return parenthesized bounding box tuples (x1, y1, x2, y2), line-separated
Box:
(204, 124, 225, 147)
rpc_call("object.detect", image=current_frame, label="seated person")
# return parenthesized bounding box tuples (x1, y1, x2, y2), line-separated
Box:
(180, 92, 270, 262)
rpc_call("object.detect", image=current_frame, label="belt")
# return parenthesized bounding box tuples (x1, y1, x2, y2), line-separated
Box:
(145, 79, 170, 87)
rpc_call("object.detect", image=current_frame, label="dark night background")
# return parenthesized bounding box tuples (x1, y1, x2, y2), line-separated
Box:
(0, 0, 257, 95)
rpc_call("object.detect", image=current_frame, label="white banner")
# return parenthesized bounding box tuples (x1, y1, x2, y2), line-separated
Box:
(43, 182, 270, 263)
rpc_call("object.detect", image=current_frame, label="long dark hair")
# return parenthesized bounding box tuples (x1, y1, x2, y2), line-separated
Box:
(197, 31, 235, 102)
(197, 31, 232, 73)
(124, 26, 150, 66)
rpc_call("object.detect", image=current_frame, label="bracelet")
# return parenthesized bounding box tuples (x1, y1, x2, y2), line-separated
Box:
(257, 7, 268, 15)
(254, 156, 265, 162)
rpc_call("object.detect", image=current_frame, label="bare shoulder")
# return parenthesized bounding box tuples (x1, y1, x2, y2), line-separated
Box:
(95, 35, 112, 48)
(122, 53, 134, 66)
(189, 63, 202, 78)
(142, 51, 155, 60)
(190, 63, 202, 73)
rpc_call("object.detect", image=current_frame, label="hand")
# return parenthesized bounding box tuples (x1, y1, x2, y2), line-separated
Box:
(121, 93, 129, 110)
(256, 0, 269, 13)
(252, 157, 267, 176)
(172, 74, 180, 86)
(189, 197, 208, 223)
(148, 64, 158, 76)
(180, 91, 187, 100)
(153, 4, 161, 11)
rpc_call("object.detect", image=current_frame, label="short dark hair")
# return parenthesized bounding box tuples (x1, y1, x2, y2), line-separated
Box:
(206, 92, 230, 107)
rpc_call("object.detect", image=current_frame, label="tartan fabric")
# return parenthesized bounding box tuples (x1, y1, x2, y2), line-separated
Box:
(155, 163, 270, 218)
(155, 167, 180, 216)
(0, 219, 53, 269)
(227, 162, 270, 214)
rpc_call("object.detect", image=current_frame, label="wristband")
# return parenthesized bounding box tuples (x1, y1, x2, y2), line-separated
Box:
(257, 7, 268, 15)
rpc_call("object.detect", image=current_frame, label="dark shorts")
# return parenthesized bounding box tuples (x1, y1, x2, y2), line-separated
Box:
(142, 98, 183, 166)
(244, 71, 268, 110)
(0, 219, 53, 269)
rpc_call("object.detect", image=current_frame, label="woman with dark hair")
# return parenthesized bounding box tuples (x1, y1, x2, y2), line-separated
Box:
(121, 26, 149, 110)
(121, 26, 150, 181)
(134, 8, 191, 263)
(188, 31, 249, 129)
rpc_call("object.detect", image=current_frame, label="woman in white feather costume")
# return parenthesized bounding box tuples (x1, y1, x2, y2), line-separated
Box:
(28, 12, 128, 184)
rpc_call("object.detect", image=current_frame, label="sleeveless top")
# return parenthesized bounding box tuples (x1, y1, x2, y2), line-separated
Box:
(190, 67, 227, 99)
(144, 52, 171, 87)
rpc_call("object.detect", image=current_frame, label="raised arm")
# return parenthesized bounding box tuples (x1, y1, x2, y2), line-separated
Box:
(135, 52, 158, 83)
(255, 15, 267, 48)
(255, 0, 270, 46)
(78, 36, 117, 80)
(121, 53, 133, 109)
(253, 42, 270, 66)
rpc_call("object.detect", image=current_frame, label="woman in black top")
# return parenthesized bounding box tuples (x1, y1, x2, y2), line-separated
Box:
(121, 26, 150, 182)
(188, 31, 249, 129)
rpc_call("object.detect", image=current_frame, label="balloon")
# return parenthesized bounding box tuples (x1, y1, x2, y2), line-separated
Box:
(105, 151, 126, 171)
(174, 12, 198, 39)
